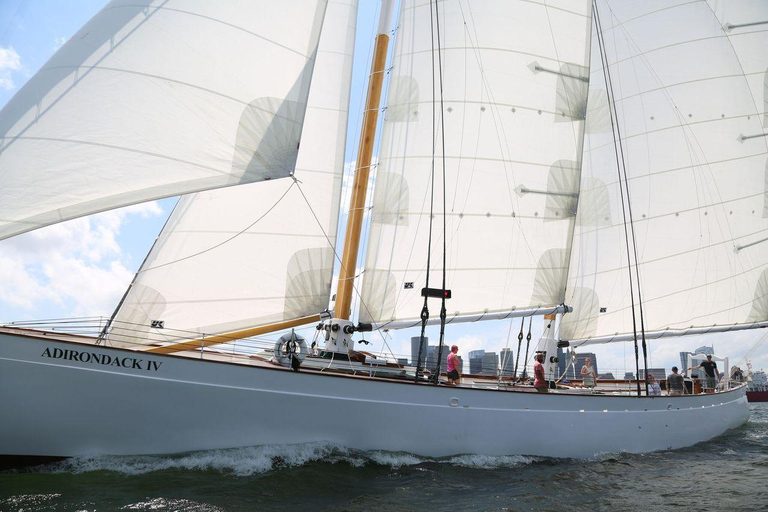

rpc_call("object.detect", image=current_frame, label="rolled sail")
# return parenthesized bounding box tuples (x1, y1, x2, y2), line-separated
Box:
(107, 0, 358, 343)
(359, 0, 593, 325)
(561, 0, 768, 343)
(0, 0, 328, 240)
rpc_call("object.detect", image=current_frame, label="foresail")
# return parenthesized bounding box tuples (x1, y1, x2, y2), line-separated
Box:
(109, 0, 357, 343)
(0, 0, 327, 240)
(359, 0, 593, 325)
(561, 0, 768, 343)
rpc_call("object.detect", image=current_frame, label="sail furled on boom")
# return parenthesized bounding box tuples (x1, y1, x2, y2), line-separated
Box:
(0, 0, 328, 240)
(359, 0, 593, 325)
(561, 0, 768, 343)
(108, 0, 357, 343)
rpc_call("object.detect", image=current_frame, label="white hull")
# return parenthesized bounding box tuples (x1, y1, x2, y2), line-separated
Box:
(0, 332, 750, 459)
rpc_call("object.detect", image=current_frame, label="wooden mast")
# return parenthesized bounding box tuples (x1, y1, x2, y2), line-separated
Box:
(334, 3, 394, 321)
(140, 2, 397, 353)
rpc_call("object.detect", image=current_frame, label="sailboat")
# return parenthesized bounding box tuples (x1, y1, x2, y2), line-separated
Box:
(1, 0, 764, 463)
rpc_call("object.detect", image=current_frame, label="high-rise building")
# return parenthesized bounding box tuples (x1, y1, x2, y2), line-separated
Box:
(467, 349, 485, 360)
(481, 352, 499, 376)
(639, 368, 666, 381)
(500, 348, 514, 377)
(426, 344, 449, 372)
(467, 349, 486, 375)
(411, 336, 428, 366)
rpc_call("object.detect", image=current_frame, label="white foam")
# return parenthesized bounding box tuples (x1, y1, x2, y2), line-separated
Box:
(445, 454, 536, 469)
(366, 451, 424, 468)
(121, 497, 226, 511)
(47, 442, 348, 476)
(36, 443, 547, 475)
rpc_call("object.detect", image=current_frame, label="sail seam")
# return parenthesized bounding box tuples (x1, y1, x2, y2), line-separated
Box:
(0, 136, 238, 176)
(102, 5, 320, 59)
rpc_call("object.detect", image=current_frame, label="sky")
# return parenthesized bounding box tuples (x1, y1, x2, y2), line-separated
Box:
(0, 0, 766, 378)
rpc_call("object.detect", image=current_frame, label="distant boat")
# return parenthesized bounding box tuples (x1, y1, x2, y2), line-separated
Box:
(747, 370, 768, 403)
(1, 0, 764, 463)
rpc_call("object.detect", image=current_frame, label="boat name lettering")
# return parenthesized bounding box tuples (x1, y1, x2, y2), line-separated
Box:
(41, 347, 163, 372)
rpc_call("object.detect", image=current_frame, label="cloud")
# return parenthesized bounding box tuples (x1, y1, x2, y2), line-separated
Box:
(0, 202, 164, 320)
(0, 45, 22, 90)
(53, 37, 68, 52)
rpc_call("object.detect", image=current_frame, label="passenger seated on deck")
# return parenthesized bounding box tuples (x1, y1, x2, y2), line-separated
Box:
(580, 357, 597, 388)
(646, 374, 662, 396)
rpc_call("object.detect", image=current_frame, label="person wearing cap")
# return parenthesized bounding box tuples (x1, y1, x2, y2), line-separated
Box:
(667, 366, 685, 396)
(688, 355, 718, 391)
(446, 345, 461, 385)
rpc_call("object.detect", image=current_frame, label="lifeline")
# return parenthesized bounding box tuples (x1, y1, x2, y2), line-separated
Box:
(41, 346, 163, 371)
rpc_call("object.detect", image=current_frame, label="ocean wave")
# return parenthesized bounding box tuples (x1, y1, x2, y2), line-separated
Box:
(31, 442, 540, 476)
(444, 453, 536, 469)
(44, 442, 346, 476)
(120, 497, 225, 511)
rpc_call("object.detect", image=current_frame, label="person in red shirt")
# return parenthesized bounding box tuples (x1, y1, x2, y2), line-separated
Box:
(533, 352, 547, 393)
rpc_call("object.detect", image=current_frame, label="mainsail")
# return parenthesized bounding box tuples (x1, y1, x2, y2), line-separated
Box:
(359, 0, 592, 325)
(109, 0, 358, 342)
(0, 0, 328, 240)
(561, 0, 768, 343)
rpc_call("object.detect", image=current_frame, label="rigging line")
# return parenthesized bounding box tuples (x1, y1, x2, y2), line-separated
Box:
(606, 2, 756, 320)
(498, 317, 516, 385)
(604, 7, 651, 388)
(521, 316, 533, 379)
(512, 317, 525, 383)
(415, 0, 439, 383)
(593, 0, 642, 397)
(292, 180, 400, 364)
(608, 0, 762, 290)
(455, 2, 543, 275)
(138, 179, 297, 273)
(433, 0, 449, 386)
(605, 7, 762, 324)
(453, 2, 525, 306)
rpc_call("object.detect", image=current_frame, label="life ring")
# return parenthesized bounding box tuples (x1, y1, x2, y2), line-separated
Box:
(273, 332, 308, 368)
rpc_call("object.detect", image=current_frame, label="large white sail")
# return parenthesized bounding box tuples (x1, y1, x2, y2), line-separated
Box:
(561, 0, 768, 343)
(0, 0, 328, 240)
(359, 0, 592, 325)
(109, 0, 358, 341)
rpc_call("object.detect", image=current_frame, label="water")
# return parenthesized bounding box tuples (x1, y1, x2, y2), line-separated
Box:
(2, 403, 766, 511)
